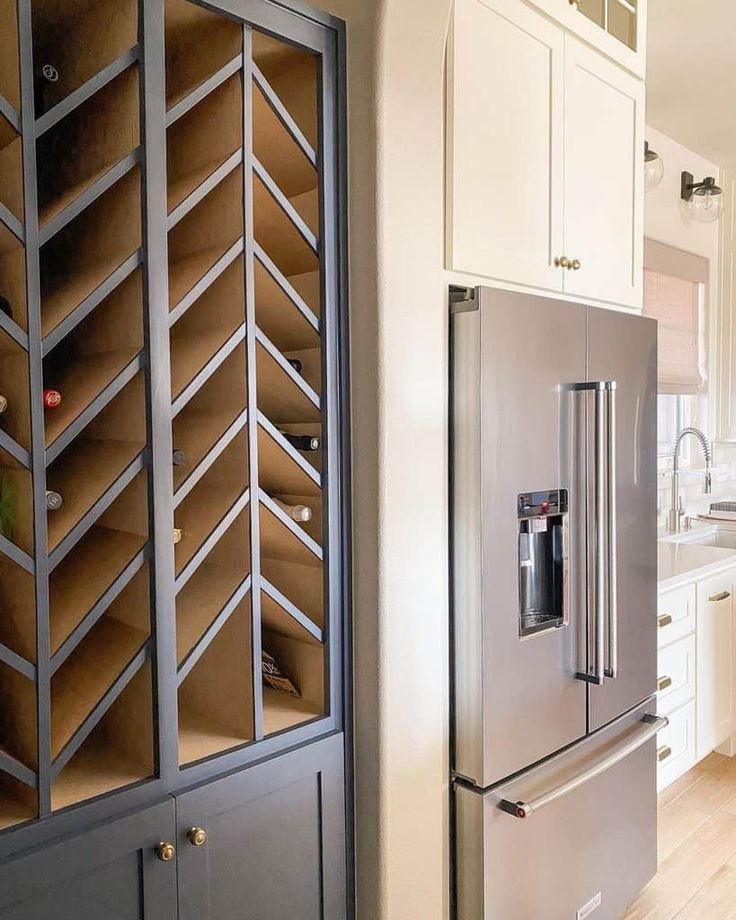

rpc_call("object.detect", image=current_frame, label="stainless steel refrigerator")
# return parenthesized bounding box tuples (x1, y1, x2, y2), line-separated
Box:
(450, 286, 666, 920)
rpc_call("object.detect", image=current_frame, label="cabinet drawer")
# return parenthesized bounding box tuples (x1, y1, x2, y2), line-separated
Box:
(657, 583, 696, 648)
(657, 700, 696, 793)
(657, 635, 695, 716)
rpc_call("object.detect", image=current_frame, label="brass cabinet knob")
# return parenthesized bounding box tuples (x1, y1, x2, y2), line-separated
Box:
(657, 745, 672, 763)
(571, 259, 581, 271)
(657, 614, 673, 629)
(657, 675, 673, 692)
(555, 256, 571, 269)
(569, 0, 580, 6)
(188, 827, 208, 847)
(156, 842, 176, 862)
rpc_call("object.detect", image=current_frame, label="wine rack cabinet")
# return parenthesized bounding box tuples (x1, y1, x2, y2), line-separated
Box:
(0, 0, 348, 853)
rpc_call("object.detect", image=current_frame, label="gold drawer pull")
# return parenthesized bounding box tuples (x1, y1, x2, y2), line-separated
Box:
(657, 614, 673, 628)
(188, 827, 208, 847)
(657, 675, 673, 692)
(657, 745, 672, 763)
(709, 591, 731, 603)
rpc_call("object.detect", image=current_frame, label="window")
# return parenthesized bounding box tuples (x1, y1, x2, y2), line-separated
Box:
(644, 239, 709, 465)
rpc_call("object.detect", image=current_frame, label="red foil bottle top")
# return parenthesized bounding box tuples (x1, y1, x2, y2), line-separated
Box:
(43, 389, 62, 409)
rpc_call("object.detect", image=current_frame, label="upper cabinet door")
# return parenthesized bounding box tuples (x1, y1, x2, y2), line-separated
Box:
(447, 0, 565, 291)
(562, 36, 644, 309)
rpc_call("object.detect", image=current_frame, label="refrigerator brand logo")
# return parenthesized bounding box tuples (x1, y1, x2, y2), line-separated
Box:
(577, 891, 602, 919)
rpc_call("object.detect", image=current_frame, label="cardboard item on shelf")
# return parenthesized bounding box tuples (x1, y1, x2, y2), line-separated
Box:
(261, 649, 300, 697)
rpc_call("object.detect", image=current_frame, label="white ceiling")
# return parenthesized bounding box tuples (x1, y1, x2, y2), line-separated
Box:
(647, 0, 736, 167)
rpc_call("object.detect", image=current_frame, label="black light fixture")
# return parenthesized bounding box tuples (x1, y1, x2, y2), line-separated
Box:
(644, 141, 664, 192)
(681, 171, 724, 223)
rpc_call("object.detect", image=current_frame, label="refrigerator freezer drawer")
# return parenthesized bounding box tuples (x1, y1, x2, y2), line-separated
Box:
(455, 699, 662, 920)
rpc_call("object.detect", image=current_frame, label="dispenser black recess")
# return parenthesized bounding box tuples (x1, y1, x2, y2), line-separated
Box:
(517, 488, 569, 638)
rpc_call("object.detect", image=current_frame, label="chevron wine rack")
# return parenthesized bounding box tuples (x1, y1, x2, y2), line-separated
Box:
(0, 0, 348, 836)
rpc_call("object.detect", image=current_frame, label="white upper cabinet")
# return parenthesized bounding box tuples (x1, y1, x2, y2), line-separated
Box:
(527, 0, 646, 78)
(447, 0, 564, 291)
(562, 36, 644, 308)
(447, 0, 645, 312)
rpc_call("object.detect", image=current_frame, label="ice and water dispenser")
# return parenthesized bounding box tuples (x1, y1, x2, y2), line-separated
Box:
(517, 489, 569, 638)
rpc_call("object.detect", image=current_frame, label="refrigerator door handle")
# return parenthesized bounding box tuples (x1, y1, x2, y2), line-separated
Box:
(593, 384, 607, 685)
(497, 713, 667, 819)
(605, 381, 618, 679)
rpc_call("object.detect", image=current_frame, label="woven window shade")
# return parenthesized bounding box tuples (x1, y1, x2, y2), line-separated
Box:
(644, 239, 708, 395)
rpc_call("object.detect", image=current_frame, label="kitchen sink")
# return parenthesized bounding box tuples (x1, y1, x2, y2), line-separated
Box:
(689, 530, 736, 550)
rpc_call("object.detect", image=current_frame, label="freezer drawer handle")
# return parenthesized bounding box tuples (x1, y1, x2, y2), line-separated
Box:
(657, 614, 673, 628)
(497, 713, 668, 819)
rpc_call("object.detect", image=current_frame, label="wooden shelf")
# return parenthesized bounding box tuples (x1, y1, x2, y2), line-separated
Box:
(257, 421, 321, 498)
(252, 31, 319, 151)
(0, 776, 35, 831)
(256, 337, 320, 426)
(167, 72, 242, 214)
(0, 555, 36, 665)
(40, 167, 142, 337)
(167, 167, 243, 310)
(0, 0, 20, 113)
(178, 599, 253, 766)
(177, 563, 248, 667)
(0, 114, 23, 224)
(254, 257, 319, 354)
(0, 331, 31, 452)
(252, 79, 316, 202)
(0, 457, 34, 557)
(0, 660, 37, 769)
(261, 586, 321, 647)
(282, 345, 321, 395)
(52, 660, 153, 810)
(262, 687, 322, 737)
(172, 346, 247, 492)
(174, 430, 249, 577)
(51, 613, 149, 759)
(170, 256, 246, 399)
(31, 0, 138, 115)
(253, 170, 318, 279)
(165, 0, 243, 112)
(37, 65, 140, 229)
(0, 221, 28, 333)
(49, 525, 146, 657)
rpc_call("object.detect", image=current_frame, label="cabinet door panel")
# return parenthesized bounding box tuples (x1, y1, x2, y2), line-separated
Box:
(562, 35, 644, 309)
(0, 801, 177, 920)
(697, 572, 735, 758)
(177, 735, 347, 920)
(447, 0, 564, 289)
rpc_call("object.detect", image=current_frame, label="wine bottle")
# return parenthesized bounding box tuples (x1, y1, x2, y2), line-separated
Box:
(273, 497, 312, 523)
(43, 389, 62, 409)
(34, 63, 60, 116)
(0, 396, 7, 415)
(287, 358, 303, 374)
(173, 528, 183, 545)
(279, 430, 320, 452)
(0, 296, 12, 320)
(172, 449, 186, 467)
(45, 491, 63, 511)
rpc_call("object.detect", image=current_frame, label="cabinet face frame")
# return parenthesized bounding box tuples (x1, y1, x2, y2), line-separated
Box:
(0, 0, 351, 860)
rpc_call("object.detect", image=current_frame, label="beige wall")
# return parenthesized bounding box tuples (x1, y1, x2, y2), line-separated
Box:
(312, 0, 453, 917)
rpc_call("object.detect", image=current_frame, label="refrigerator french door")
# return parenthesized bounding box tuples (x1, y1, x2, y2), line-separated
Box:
(451, 286, 661, 918)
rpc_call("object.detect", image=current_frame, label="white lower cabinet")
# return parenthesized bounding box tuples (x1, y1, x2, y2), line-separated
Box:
(656, 565, 736, 791)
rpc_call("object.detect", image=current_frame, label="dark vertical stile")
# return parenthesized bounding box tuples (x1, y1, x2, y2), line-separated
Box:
(17, 0, 53, 816)
(140, 0, 179, 785)
(242, 25, 265, 741)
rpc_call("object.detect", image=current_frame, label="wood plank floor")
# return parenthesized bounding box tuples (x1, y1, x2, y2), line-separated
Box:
(622, 753, 736, 920)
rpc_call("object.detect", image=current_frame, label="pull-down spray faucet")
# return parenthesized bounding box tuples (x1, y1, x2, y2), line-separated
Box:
(667, 427, 712, 534)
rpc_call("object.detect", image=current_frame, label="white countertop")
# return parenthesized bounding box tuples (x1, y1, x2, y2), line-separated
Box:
(658, 541, 736, 592)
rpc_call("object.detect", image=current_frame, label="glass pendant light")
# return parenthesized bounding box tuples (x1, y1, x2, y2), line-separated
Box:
(681, 172, 724, 223)
(644, 141, 664, 192)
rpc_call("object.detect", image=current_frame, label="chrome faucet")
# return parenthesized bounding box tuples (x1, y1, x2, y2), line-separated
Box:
(667, 427, 713, 533)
